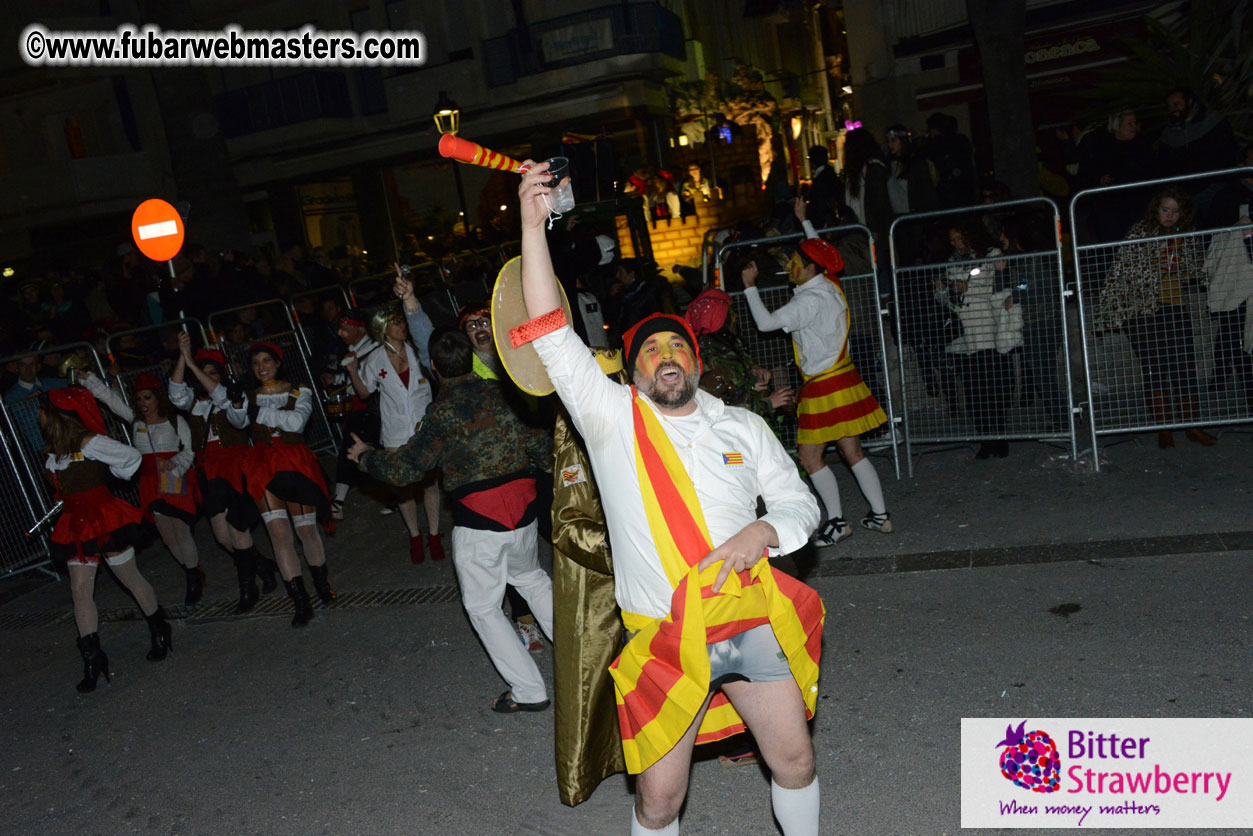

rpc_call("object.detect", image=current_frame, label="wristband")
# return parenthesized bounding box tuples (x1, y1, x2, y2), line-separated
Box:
(508, 306, 567, 348)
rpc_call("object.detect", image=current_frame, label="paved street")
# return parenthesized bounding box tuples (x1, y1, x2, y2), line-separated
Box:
(1, 434, 1251, 835)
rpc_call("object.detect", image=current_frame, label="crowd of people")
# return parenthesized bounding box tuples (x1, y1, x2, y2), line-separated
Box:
(1, 84, 1251, 834)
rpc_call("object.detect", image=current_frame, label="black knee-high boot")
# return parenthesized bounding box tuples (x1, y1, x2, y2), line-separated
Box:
(308, 563, 336, 604)
(283, 577, 314, 627)
(76, 633, 110, 692)
(232, 549, 259, 613)
(184, 566, 206, 605)
(249, 548, 279, 594)
(144, 607, 173, 661)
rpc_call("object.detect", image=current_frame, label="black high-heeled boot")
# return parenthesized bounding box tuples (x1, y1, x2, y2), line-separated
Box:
(308, 563, 336, 605)
(184, 566, 205, 605)
(283, 577, 315, 627)
(232, 550, 259, 614)
(250, 549, 279, 594)
(75, 633, 110, 692)
(144, 607, 173, 661)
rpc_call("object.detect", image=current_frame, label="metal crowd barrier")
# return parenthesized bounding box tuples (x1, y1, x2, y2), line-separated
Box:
(103, 318, 211, 412)
(889, 197, 1076, 476)
(207, 299, 339, 456)
(0, 342, 126, 578)
(715, 223, 901, 478)
(1070, 166, 1253, 470)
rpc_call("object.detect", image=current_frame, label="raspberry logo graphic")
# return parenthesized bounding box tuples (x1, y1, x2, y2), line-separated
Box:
(996, 720, 1061, 793)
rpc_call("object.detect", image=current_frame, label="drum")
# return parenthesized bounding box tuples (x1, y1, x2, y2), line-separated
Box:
(323, 384, 367, 421)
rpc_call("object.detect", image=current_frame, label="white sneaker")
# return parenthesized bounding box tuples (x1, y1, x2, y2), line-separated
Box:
(331, 500, 345, 521)
(861, 511, 893, 533)
(811, 517, 852, 548)
(516, 620, 544, 652)
(379, 504, 397, 516)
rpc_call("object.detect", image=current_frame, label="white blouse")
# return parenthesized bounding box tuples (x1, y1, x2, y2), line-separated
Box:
(46, 434, 142, 480)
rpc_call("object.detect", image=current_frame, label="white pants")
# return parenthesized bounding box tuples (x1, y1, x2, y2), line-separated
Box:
(450, 521, 554, 704)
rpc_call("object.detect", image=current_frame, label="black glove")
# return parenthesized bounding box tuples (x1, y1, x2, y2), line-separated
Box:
(226, 381, 245, 405)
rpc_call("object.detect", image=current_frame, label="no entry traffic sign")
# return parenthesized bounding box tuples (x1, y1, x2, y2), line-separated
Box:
(131, 198, 185, 262)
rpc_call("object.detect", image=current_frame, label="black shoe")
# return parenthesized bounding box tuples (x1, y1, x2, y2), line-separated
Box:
(184, 566, 205, 606)
(283, 577, 315, 627)
(811, 517, 851, 548)
(251, 550, 279, 595)
(144, 607, 173, 661)
(75, 633, 110, 693)
(308, 563, 336, 605)
(232, 552, 259, 614)
(996, 440, 1010, 458)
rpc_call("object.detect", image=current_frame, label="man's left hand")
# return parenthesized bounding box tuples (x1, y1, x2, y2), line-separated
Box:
(346, 432, 374, 464)
(698, 520, 778, 593)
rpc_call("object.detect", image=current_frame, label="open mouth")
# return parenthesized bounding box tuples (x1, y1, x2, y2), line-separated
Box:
(657, 364, 683, 384)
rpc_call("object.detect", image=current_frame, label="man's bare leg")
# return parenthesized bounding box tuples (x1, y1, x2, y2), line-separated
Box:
(633, 692, 714, 833)
(723, 679, 819, 835)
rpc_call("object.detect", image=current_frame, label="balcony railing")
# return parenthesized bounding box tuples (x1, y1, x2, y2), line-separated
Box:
(483, 3, 685, 87)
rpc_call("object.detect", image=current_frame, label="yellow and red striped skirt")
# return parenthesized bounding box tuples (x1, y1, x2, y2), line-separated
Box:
(796, 357, 885, 445)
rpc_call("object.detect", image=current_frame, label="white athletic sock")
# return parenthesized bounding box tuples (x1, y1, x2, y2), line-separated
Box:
(809, 466, 842, 520)
(771, 777, 819, 836)
(850, 458, 886, 515)
(631, 806, 679, 835)
(334, 482, 350, 502)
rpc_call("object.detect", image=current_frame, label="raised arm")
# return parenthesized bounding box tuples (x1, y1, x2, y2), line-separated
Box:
(519, 161, 563, 318)
(176, 331, 223, 397)
(80, 371, 133, 423)
(396, 266, 435, 371)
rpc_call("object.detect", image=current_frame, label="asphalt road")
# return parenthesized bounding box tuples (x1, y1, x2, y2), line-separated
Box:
(1, 438, 1250, 835)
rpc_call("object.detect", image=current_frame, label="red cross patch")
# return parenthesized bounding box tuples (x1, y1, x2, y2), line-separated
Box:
(378, 369, 387, 379)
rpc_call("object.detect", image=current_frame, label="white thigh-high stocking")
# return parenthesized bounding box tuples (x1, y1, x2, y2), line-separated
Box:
(154, 513, 199, 568)
(292, 512, 325, 567)
(262, 510, 299, 579)
(106, 548, 158, 615)
(68, 562, 99, 636)
(771, 777, 820, 836)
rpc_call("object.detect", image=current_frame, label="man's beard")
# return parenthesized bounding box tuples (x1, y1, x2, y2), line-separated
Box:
(637, 361, 699, 409)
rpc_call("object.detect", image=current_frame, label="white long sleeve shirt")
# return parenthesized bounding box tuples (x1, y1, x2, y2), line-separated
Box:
(249, 386, 314, 437)
(46, 434, 142, 480)
(168, 380, 247, 443)
(534, 325, 818, 619)
(358, 343, 432, 447)
(83, 373, 193, 476)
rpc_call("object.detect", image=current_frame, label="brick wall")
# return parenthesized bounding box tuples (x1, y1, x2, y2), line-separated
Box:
(616, 124, 772, 284)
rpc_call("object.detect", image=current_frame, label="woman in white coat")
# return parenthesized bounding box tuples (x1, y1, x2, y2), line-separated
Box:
(346, 300, 442, 564)
(935, 221, 1022, 458)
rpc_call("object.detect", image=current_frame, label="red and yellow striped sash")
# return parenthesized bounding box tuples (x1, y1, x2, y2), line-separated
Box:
(609, 391, 825, 774)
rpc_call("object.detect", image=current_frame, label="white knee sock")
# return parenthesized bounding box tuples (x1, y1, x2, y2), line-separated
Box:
(809, 466, 842, 520)
(631, 805, 679, 835)
(771, 777, 819, 836)
(334, 482, 350, 502)
(850, 458, 886, 515)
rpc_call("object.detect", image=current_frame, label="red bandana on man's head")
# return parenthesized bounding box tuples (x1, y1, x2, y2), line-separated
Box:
(48, 387, 108, 435)
(684, 289, 731, 337)
(622, 313, 702, 377)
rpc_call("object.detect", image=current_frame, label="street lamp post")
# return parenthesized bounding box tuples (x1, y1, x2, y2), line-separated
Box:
(432, 90, 468, 222)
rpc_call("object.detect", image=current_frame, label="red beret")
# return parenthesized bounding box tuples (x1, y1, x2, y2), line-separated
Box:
(248, 341, 283, 361)
(131, 372, 162, 394)
(798, 237, 845, 276)
(194, 348, 226, 368)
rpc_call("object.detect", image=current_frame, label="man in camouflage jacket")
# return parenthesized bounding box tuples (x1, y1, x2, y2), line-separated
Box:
(348, 330, 556, 712)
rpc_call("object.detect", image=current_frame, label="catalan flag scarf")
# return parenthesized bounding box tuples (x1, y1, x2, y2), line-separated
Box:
(608, 390, 825, 774)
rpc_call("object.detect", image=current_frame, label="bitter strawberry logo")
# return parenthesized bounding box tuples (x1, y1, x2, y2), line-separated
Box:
(996, 720, 1061, 793)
